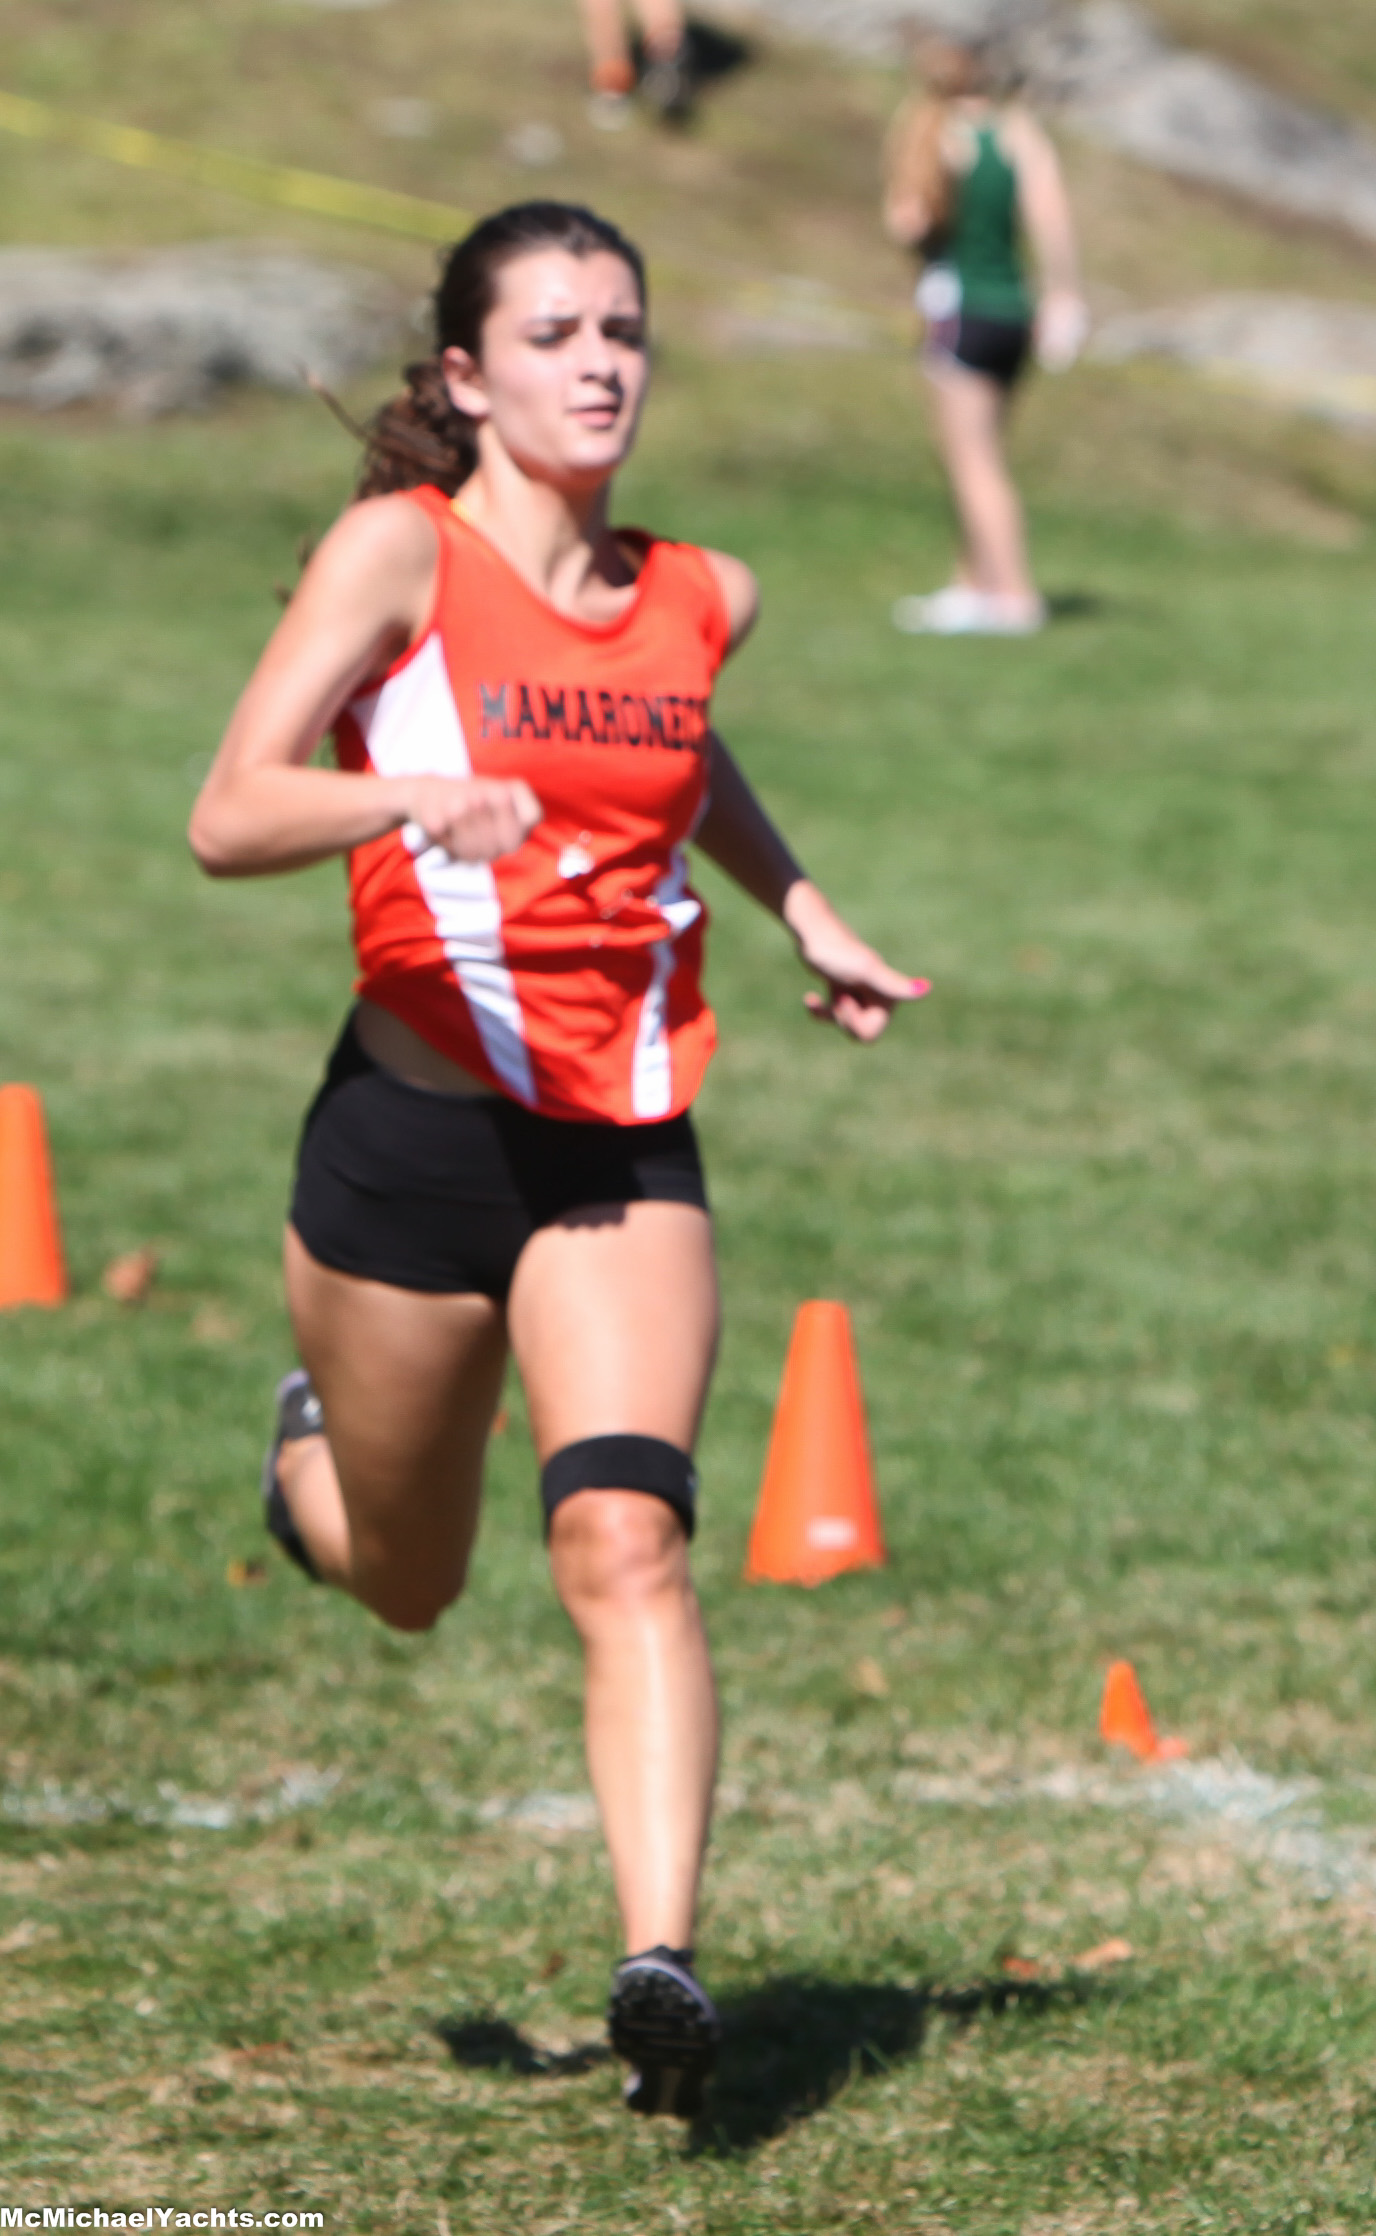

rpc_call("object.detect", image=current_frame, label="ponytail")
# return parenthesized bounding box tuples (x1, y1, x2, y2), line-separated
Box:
(888, 33, 999, 251)
(888, 96, 956, 247)
(356, 355, 476, 500)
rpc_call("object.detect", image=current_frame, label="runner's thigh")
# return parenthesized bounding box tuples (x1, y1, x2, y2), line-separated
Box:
(507, 1201, 719, 1458)
(284, 1226, 508, 1588)
(929, 356, 1005, 443)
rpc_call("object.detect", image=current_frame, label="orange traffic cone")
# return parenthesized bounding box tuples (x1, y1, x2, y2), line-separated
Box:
(1099, 1659, 1187, 1762)
(0, 1085, 68, 1309)
(744, 1301, 886, 1586)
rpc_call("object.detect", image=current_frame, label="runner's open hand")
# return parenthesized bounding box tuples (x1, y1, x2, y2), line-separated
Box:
(785, 883, 929, 1043)
(404, 776, 542, 862)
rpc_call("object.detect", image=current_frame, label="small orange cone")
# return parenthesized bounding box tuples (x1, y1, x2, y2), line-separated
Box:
(744, 1301, 886, 1586)
(1099, 1659, 1187, 1762)
(0, 1085, 68, 1309)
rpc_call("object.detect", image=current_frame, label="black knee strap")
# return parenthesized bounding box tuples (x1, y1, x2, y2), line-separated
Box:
(541, 1435, 697, 1540)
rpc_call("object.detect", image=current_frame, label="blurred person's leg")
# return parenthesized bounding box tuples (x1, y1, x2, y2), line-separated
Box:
(580, 0, 695, 125)
(632, 0, 687, 60)
(927, 359, 1038, 613)
(580, 0, 636, 97)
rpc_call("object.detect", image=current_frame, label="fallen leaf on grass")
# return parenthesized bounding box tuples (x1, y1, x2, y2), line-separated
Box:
(102, 1246, 159, 1304)
(878, 1869, 916, 1901)
(226, 1559, 268, 1588)
(210, 2043, 293, 2079)
(538, 1949, 568, 1979)
(1000, 1955, 1044, 1981)
(852, 1655, 889, 1698)
(1072, 1937, 1134, 1970)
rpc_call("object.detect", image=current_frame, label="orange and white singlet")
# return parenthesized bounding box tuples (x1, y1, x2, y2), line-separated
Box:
(334, 485, 731, 1126)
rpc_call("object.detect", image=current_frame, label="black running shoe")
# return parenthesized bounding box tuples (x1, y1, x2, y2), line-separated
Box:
(261, 1368, 324, 1582)
(608, 1945, 720, 2117)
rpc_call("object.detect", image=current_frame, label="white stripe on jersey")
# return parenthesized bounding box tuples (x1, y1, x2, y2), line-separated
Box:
(631, 849, 701, 1121)
(350, 634, 537, 1107)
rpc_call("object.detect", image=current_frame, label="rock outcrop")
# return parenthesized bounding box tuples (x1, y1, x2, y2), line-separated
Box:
(1091, 294, 1376, 431)
(0, 244, 401, 415)
(733, 0, 1376, 249)
(1023, 3, 1376, 246)
(728, 0, 1041, 62)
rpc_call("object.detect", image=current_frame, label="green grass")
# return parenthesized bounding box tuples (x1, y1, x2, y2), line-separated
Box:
(4, 343, 1376, 2230)
(7, 0, 1376, 2223)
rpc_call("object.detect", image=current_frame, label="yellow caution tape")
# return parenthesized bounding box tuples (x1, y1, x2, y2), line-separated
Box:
(0, 86, 470, 245)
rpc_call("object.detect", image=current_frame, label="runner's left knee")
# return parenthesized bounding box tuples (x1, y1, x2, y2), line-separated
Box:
(550, 1497, 689, 1621)
(546, 1452, 697, 1616)
(542, 1434, 697, 1541)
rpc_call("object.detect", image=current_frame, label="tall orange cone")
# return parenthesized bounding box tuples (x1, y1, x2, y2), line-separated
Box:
(745, 1301, 886, 1586)
(1099, 1660, 1188, 1762)
(0, 1085, 68, 1309)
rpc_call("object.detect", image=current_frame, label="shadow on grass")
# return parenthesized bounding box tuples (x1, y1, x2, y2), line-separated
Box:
(436, 2014, 609, 2078)
(1046, 590, 1112, 623)
(632, 16, 755, 89)
(690, 1971, 1102, 2156)
(437, 1970, 1108, 2148)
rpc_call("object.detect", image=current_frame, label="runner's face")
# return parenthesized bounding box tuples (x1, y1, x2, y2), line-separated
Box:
(444, 248, 649, 487)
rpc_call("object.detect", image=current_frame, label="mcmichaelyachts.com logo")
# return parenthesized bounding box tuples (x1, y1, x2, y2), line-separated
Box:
(0, 2212, 323, 2229)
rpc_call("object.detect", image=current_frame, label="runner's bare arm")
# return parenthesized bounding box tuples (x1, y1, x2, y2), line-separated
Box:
(695, 733, 927, 1043)
(189, 496, 541, 878)
(882, 98, 936, 248)
(703, 549, 761, 656)
(1005, 108, 1081, 298)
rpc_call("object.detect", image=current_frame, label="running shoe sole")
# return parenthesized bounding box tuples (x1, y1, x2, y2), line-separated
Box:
(609, 1954, 720, 2118)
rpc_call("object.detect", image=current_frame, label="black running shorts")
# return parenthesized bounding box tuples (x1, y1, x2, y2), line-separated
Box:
(289, 1015, 709, 1302)
(929, 310, 1032, 390)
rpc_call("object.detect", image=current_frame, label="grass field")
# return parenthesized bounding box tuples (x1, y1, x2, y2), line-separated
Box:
(5, 349, 1376, 2228)
(7, 0, 1376, 2228)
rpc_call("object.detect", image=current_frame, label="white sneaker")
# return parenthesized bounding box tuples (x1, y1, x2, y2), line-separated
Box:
(588, 90, 633, 130)
(892, 585, 984, 634)
(892, 587, 1046, 636)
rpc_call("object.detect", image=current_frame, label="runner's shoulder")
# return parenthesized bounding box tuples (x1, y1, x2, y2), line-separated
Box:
(293, 491, 439, 621)
(316, 490, 439, 576)
(997, 103, 1056, 166)
(700, 548, 760, 653)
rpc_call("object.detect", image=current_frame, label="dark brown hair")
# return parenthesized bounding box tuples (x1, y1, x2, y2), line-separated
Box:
(357, 201, 649, 500)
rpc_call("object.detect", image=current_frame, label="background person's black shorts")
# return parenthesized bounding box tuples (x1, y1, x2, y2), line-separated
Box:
(927, 310, 1033, 390)
(290, 1014, 709, 1302)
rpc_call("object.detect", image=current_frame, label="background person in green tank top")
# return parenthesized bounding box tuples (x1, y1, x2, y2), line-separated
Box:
(884, 28, 1087, 635)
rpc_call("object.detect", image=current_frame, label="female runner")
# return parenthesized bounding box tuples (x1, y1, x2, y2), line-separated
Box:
(190, 199, 922, 2118)
(884, 30, 1087, 635)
